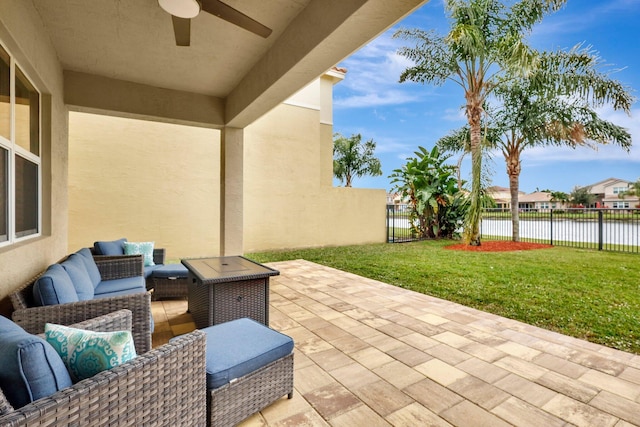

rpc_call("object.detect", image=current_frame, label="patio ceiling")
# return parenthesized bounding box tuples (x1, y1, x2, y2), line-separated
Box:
(32, 0, 426, 128)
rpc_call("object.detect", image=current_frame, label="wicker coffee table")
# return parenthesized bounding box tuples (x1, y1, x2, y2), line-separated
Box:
(181, 256, 279, 328)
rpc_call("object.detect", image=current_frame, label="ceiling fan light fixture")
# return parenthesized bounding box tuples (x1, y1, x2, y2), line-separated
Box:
(158, 0, 200, 19)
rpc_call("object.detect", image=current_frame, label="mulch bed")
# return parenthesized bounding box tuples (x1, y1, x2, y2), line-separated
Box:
(444, 240, 553, 252)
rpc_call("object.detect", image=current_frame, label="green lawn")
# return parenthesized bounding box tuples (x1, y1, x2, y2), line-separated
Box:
(248, 240, 640, 354)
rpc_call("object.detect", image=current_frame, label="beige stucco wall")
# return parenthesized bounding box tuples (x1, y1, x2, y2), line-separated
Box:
(68, 113, 220, 259)
(67, 73, 385, 259)
(243, 81, 386, 252)
(0, 2, 68, 312)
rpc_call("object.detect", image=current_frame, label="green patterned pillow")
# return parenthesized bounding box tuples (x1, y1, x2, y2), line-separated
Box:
(123, 241, 155, 267)
(44, 323, 137, 382)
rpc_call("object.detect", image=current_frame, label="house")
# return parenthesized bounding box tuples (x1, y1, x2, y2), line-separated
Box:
(581, 177, 639, 209)
(486, 186, 524, 210)
(0, 0, 426, 314)
(517, 191, 569, 211)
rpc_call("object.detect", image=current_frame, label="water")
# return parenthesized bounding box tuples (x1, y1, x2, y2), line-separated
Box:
(387, 216, 640, 247)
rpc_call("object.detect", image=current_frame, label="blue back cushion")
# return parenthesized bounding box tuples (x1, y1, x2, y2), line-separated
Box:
(200, 318, 294, 389)
(0, 316, 72, 409)
(93, 238, 127, 256)
(32, 264, 79, 306)
(61, 255, 95, 301)
(75, 248, 102, 287)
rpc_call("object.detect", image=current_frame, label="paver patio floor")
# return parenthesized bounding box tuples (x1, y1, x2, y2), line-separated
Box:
(151, 259, 640, 426)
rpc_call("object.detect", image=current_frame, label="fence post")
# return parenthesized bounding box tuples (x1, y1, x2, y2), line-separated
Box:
(550, 209, 553, 246)
(598, 210, 603, 250)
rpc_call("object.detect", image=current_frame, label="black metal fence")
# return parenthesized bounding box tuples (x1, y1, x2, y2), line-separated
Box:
(387, 205, 640, 253)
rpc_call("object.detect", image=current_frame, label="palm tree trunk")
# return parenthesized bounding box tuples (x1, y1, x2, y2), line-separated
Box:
(466, 97, 483, 246)
(505, 143, 522, 242)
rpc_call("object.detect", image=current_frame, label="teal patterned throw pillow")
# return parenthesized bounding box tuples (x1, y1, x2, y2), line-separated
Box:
(123, 241, 155, 267)
(44, 323, 137, 382)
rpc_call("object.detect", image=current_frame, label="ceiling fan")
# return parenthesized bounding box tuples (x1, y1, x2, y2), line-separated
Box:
(158, 0, 272, 46)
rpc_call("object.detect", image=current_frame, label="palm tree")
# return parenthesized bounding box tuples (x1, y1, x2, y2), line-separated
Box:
(333, 133, 382, 187)
(438, 46, 633, 241)
(395, 0, 566, 245)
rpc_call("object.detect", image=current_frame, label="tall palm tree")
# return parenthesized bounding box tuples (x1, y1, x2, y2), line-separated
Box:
(395, 0, 566, 245)
(439, 46, 633, 241)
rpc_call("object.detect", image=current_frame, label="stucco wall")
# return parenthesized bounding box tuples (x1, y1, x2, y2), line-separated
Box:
(0, 2, 68, 311)
(243, 103, 386, 252)
(67, 75, 385, 259)
(68, 113, 221, 259)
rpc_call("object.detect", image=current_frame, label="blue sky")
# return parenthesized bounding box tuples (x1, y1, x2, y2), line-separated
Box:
(332, 0, 640, 194)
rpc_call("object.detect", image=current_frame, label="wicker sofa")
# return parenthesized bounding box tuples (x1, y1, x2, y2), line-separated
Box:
(10, 248, 153, 353)
(92, 238, 189, 300)
(0, 310, 206, 426)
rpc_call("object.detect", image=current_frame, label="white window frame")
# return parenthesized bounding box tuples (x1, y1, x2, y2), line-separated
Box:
(612, 186, 628, 194)
(0, 42, 41, 247)
(612, 201, 630, 209)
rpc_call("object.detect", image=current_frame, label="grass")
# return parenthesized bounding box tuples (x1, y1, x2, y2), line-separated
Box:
(248, 240, 640, 354)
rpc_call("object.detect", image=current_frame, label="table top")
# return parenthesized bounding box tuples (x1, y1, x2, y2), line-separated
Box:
(181, 256, 279, 285)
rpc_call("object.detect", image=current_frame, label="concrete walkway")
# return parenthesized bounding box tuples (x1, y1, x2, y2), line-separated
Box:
(152, 259, 640, 426)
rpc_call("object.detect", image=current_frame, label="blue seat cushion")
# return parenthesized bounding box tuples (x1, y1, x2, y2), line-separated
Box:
(93, 277, 146, 297)
(61, 254, 95, 301)
(75, 248, 102, 287)
(33, 264, 79, 306)
(201, 318, 294, 390)
(143, 264, 163, 279)
(151, 264, 188, 278)
(0, 316, 72, 409)
(93, 238, 127, 256)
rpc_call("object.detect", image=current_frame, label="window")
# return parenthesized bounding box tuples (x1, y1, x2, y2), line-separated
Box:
(0, 43, 41, 245)
(613, 186, 628, 194)
(540, 202, 550, 209)
(612, 201, 629, 209)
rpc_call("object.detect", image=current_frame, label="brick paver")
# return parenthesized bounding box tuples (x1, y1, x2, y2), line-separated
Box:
(152, 259, 640, 426)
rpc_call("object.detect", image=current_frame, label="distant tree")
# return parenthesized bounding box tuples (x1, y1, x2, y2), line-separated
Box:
(549, 191, 569, 204)
(333, 133, 382, 187)
(389, 146, 467, 239)
(569, 186, 595, 207)
(395, 0, 567, 246)
(619, 179, 640, 200)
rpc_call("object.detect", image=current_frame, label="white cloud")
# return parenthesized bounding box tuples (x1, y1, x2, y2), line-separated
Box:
(334, 31, 425, 109)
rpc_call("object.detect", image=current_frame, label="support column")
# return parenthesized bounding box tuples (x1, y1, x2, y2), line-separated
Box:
(219, 127, 244, 255)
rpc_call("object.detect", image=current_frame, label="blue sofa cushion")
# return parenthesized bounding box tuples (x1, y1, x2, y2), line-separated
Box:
(200, 318, 294, 390)
(94, 277, 146, 297)
(0, 316, 72, 409)
(33, 264, 79, 306)
(93, 238, 127, 256)
(61, 254, 95, 301)
(151, 264, 188, 279)
(75, 248, 102, 287)
(144, 264, 162, 279)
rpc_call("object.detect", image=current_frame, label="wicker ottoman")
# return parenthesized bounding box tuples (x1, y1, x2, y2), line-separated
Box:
(150, 264, 189, 300)
(202, 318, 294, 427)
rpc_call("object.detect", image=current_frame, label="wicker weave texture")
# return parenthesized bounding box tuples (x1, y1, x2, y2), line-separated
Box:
(209, 352, 294, 427)
(9, 255, 153, 353)
(151, 276, 189, 300)
(188, 277, 269, 328)
(0, 311, 207, 426)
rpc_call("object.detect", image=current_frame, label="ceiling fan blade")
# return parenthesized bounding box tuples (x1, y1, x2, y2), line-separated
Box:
(200, 0, 272, 38)
(172, 16, 191, 46)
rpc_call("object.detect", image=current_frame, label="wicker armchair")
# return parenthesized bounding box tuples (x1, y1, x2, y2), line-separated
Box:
(10, 254, 153, 353)
(0, 310, 207, 427)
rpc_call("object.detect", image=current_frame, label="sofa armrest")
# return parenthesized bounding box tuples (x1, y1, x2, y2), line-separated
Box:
(12, 292, 152, 353)
(93, 255, 144, 280)
(69, 309, 133, 333)
(0, 330, 206, 426)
